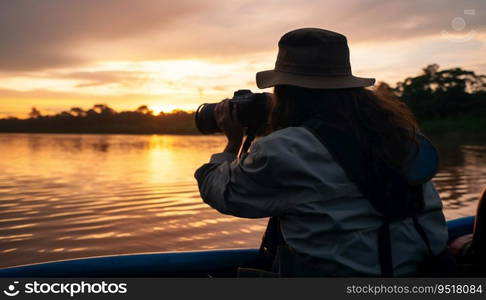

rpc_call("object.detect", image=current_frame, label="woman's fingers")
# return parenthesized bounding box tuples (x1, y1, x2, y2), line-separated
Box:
(223, 99, 232, 123)
(214, 98, 244, 153)
(215, 99, 229, 131)
(215, 98, 243, 133)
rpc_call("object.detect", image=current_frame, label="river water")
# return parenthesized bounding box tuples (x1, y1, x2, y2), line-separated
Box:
(0, 133, 485, 268)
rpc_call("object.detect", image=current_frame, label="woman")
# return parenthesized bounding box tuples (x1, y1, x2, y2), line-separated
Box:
(195, 28, 448, 277)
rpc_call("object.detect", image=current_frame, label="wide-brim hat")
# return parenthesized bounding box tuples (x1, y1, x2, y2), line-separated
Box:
(256, 28, 375, 89)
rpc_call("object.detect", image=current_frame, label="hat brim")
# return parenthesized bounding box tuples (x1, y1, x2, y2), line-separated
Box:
(256, 70, 375, 89)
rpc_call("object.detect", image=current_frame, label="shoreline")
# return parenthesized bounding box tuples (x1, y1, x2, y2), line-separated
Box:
(1, 115, 485, 139)
(0, 131, 204, 136)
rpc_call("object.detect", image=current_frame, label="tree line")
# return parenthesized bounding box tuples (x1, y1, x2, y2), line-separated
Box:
(381, 64, 486, 120)
(0, 64, 485, 134)
(0, 105, 197, 134)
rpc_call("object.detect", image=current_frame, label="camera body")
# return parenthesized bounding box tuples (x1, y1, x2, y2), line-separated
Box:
(195, 90, 272, 134)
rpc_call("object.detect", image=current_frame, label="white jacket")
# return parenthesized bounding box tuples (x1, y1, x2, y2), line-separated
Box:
(195, 126, 448, 276)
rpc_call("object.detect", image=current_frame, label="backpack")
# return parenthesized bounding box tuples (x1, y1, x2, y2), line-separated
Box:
(257, 118, 456, 277)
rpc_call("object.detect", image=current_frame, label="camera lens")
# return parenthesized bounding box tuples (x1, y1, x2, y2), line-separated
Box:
(195, 103, 220, 134)
(195, 91, 272, 135)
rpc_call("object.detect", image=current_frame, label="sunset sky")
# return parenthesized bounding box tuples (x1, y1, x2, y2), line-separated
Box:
(1, 0, 485, 118)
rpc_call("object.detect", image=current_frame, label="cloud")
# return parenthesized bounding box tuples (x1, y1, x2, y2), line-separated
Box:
(0, 0, 211, 71)
(0, 88, 142, 101)
(1, 0, 485, 72)
(55, 71, 150, 88)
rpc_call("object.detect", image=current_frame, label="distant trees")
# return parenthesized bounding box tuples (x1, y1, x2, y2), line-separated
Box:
(70, 107, 86, 117)
(135, 105, 153, 115)
(28, 107, 42, 119)
(395, 64, 486, 119)
(0, 104, 197, 134)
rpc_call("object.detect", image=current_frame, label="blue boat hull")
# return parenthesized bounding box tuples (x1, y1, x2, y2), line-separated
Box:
(0, 216, 475, 277)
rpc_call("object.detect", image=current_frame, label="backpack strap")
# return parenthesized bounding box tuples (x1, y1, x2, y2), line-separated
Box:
(259, 216, 284, 260)
(378, 221, 393, 277)
(377, 216, 434, 277)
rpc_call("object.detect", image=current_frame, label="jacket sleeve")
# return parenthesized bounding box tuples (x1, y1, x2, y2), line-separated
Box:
(194, 139, 294, 218)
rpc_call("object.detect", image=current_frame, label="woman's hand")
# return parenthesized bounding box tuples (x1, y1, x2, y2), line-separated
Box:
(214, 99, 244, 154)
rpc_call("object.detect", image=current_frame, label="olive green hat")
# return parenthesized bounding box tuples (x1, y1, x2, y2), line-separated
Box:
(256, 28, 375, 89)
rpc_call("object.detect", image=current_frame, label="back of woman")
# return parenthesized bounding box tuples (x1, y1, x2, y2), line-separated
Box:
(195, 28, 449, 277)
(260, 85, 448, 276)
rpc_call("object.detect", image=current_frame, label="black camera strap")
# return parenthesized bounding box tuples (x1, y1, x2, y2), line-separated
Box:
(239, 131, 257, 158)
(239, 124, 262, 158)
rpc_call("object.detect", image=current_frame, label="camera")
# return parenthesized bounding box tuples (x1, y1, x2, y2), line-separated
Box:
(195, 90, 272, 134)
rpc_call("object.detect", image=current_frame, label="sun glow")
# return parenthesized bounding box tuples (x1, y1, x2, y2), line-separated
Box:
(149, 104, 197, 114)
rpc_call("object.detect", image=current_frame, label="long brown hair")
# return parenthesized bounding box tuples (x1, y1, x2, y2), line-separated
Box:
(270, 85, 419, 171)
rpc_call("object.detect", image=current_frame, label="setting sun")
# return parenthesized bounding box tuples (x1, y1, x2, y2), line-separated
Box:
(149, 103, 198, 114)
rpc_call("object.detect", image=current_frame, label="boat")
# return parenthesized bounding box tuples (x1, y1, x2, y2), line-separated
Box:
(0, 216, 476, 277)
